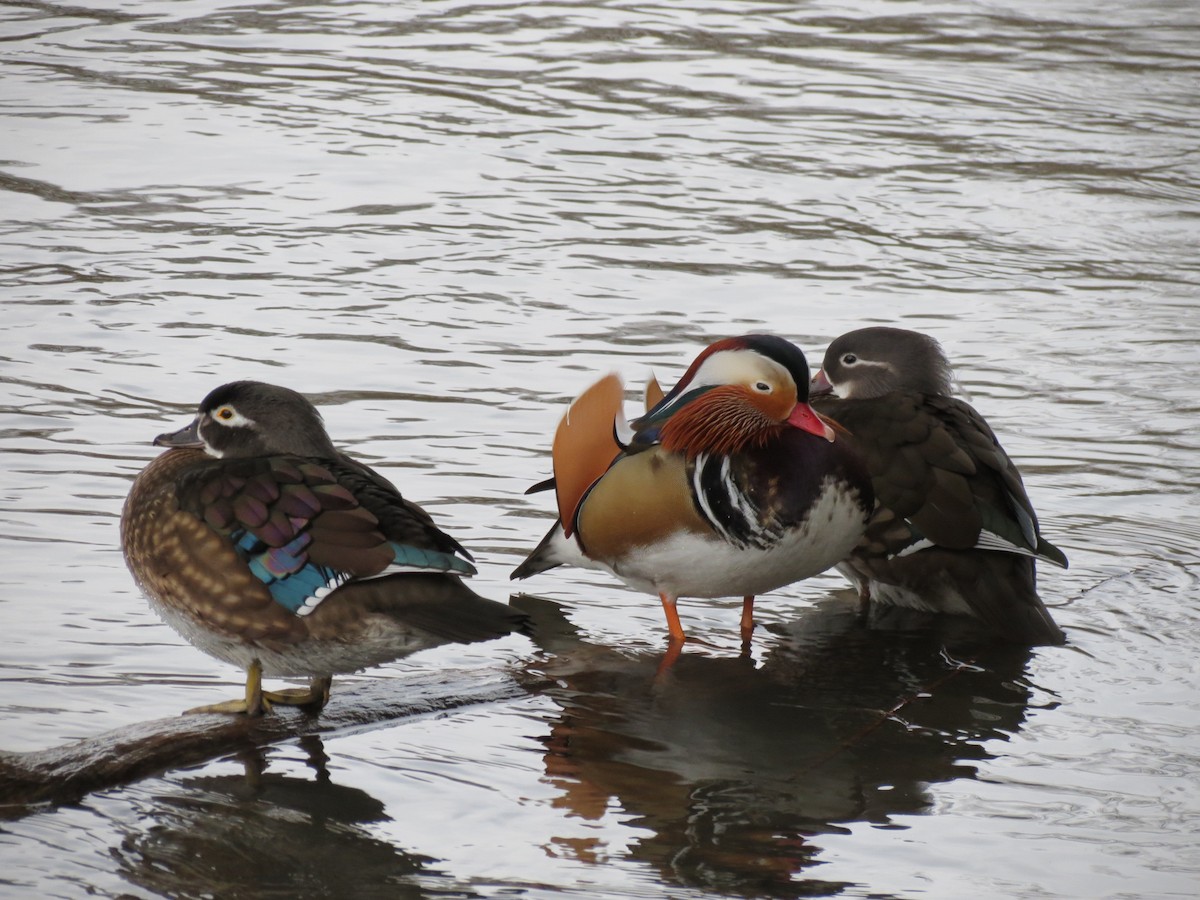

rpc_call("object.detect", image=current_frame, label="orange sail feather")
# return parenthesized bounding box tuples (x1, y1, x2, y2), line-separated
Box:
(644, 372, 665, 411)
(553, 373, 626, 538)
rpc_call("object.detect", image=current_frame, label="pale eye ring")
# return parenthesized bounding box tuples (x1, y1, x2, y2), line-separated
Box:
(754, 381, 771, 393)
(216, 406, 235, 421)
(841, 353, 858, 365)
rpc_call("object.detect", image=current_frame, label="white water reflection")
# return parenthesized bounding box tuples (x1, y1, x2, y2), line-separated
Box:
(2, 0, 1199, 897)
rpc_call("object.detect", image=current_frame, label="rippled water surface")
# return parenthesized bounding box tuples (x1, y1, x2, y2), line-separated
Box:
(2, 1, 1199, 897)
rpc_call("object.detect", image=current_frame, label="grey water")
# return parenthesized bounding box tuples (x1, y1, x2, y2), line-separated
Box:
(1, 0, 1198, 897)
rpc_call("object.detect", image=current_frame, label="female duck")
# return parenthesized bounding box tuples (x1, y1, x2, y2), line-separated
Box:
(122, 381, 528, 715)
(809, 327, 1068, 644)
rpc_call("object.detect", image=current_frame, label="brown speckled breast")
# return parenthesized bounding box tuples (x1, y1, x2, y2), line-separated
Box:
(121, 448, 307, 646)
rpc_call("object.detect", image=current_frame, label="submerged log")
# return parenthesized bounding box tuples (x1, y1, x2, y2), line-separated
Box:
(0, 669, 535, 814)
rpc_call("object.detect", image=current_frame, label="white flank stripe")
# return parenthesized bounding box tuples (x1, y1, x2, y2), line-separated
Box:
(893, 538, 936, 559)
(975, 530, 1043, 559)
(692, 453, 734, 544)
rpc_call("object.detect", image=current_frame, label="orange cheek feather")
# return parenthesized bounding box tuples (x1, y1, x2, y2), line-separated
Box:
(756, 381, 797, 421)
(660, 385, 795, 458)
(552, 373, 626, 538)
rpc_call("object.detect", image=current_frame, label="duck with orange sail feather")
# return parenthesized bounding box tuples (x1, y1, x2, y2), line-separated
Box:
(513, 335, 874, 647)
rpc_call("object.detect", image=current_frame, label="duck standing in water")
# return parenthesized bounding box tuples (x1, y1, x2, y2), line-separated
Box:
(512, 335, 874, 645)
(809, 327, 1068, 644)
(121, 381, 529, 716)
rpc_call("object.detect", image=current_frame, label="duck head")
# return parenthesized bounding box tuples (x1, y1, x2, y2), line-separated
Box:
(811, 327, 953, 400)
(153, 381, 338, 459)
(635, 334, 835, 457)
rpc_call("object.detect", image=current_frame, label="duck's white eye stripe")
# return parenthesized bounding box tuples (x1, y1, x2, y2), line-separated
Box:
(212, 406, 253, 427)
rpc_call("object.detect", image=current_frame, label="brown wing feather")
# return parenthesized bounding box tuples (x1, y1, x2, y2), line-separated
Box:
(813, 392, 1036, 551)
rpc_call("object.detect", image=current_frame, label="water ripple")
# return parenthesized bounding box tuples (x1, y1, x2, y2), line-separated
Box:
(2, 0, 1199, 897)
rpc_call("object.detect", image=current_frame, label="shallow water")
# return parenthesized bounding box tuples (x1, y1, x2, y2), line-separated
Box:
(1, 0, 1198, 897)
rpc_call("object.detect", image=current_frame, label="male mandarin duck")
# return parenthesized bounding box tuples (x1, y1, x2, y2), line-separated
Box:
(121, 381, 529, 716)
(809, 327, 1068, 645)
(511, 334, 874, 644)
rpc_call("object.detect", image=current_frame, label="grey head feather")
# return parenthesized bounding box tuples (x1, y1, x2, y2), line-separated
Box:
(822, 327, 953, 398)
(198, 380, 339, 458)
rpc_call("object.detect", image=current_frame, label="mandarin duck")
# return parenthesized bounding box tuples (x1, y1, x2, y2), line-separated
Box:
(121, 381, 529, 716)
(809, 327, 1068, 645)
(511, 335, 874, 644)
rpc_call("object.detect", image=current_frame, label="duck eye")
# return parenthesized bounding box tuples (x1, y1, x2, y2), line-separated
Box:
(754, 381, 771, 393)
(216, 406, 235, 421)
(841, 353, 858, 365)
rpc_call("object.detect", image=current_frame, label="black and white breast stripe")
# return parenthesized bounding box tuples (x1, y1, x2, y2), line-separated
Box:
(690, 452, 781, 550)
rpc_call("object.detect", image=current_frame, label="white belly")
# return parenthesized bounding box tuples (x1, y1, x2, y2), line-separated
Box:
(611, 482, 866, 600)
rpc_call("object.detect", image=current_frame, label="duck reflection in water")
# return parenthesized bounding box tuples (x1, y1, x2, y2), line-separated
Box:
(515, 594, 1045, 896)
(112, 736, 456, 900)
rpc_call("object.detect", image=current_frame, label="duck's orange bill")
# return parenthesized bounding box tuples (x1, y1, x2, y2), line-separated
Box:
(553, 373, 625, 538)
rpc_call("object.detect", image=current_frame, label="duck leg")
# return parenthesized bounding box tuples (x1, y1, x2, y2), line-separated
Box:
(264, 676, 333, 713)
(184, 667, 332, 717)
(659, 593, 687, 644)
(185, 659, 269, 716)
(655, 593, 688, 676)
(856, 583, 872, 621)
(739, 595, 755, 644)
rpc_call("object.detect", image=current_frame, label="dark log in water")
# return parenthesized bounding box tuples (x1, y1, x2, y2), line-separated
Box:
(0, 669, 534, 814)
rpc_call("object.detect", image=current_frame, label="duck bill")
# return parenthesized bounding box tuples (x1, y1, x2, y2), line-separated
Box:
(154, 418, 204, 448)
(787, 401, 836, 442)
(809, 368, 834, 397)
